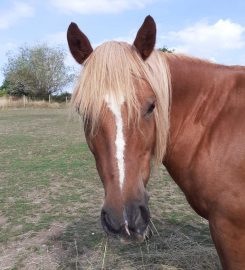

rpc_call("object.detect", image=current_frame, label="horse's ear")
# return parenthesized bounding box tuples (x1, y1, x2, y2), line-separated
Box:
(133, 15, 156, 60)
(67, 22, 93, 64)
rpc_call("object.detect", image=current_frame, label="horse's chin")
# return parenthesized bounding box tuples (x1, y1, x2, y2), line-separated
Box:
(120, 227, 150, 244)
(120, 235, 144, 244)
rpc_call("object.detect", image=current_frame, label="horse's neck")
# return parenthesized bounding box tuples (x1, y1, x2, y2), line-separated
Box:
(163, 54, 233, 189)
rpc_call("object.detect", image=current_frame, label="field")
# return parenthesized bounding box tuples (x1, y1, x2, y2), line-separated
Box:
(0, 108, 220, 269)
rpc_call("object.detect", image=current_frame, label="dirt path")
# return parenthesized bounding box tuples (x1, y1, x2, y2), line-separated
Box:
(0, 222, 65, 270)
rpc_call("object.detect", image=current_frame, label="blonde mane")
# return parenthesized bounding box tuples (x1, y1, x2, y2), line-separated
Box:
(72, 41, 171, 163)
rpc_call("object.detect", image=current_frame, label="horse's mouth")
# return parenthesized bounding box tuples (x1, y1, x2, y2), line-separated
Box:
(120, 234, 144, 244)
(102, 224, 150, 243)
(120, 226, 151, 244)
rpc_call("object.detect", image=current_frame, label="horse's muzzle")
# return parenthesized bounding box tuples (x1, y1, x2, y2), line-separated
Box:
(101, 202, 150, 241)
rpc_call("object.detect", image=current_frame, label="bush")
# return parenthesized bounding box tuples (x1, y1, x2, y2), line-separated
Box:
(0, 80, 9, 97)
(0, 89, 7, 97)
(51, 92, 71, 103)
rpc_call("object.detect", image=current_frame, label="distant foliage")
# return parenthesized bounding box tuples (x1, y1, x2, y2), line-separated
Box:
(159, 46, 175, 53)
(0, 80, 9, 97)
(2, 44, 74, 99)
(52, 91, 71, 102)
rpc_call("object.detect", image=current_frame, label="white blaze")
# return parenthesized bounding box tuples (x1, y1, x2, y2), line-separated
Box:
(105, 94, 125, 190)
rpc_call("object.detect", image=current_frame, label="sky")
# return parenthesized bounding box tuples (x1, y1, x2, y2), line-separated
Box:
(1, 0, 245, 87)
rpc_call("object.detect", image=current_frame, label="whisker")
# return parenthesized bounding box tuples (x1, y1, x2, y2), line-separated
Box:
(125, 220, 131, 236)
(144, 237, 150, 253)
(139, 244, 146, 270)
(148, 223, 155, 236)
(150, 219, 160, 236)
(101, 236, 108, 270)
(74, 239, 79, 270)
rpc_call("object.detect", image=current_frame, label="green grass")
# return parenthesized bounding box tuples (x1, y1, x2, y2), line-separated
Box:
(0, 108, 220, 269)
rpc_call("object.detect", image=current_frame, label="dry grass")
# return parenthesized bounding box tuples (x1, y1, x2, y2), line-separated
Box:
(0, 96, 66, 109)
(0, 108, 221, 269)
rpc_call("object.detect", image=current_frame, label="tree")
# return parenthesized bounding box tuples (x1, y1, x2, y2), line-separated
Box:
(159, 46, 175, 53)
(3, 44, 74, 99)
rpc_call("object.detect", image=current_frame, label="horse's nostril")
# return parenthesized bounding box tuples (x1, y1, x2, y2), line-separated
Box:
(101, 209, 120, 235)
(101, 210, 110, 233)
(139, 205, 150, 224)
(101, 210, 109, 225)
(131, 204, 150, 236)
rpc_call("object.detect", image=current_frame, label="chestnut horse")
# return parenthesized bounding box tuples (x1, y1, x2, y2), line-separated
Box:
(67, 16, 245, 269)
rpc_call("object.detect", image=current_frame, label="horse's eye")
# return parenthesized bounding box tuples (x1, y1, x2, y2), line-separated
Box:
(147, 102, 155, 114)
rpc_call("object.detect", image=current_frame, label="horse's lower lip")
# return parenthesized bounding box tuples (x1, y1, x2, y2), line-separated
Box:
(120, 230, 146, 244)
(120, 235, 145, 244)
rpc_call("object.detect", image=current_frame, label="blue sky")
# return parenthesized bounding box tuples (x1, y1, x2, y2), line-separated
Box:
(1, 0, 245, 86)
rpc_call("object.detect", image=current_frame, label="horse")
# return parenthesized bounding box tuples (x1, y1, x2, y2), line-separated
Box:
(67, 16, 245, 269)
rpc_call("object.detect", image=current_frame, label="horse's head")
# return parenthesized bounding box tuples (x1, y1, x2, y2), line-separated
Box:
(67, 16, 170, 242)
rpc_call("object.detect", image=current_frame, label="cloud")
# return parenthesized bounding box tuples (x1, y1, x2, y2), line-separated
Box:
(51, 0, 154, 14)
(162, 19, 245, 60)
(0, 2, 34, 30)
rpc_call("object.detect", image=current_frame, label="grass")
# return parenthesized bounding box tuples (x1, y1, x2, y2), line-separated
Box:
(0, 108, 221, 269)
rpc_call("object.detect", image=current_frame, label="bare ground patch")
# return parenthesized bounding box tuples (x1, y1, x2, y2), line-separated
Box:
(0, 216, 8, 226)
(0, 222, 65, 270)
